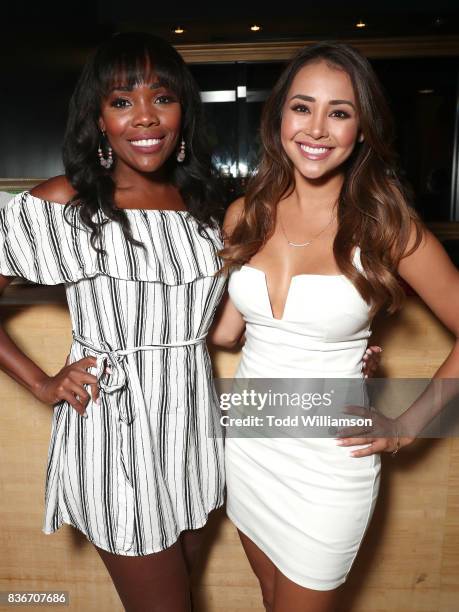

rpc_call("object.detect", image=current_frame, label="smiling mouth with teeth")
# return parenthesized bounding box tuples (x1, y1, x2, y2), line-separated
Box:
(130, 138, 163, 146)
(300, 145, 331, 154)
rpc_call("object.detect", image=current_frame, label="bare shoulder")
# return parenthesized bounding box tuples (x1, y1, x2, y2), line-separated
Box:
(397, 220, 459, 338)
(401, 221, 437, 262)
(29, 176, 77, 205)
(223, 197, 245, 236)
(399, 221, 458, 285)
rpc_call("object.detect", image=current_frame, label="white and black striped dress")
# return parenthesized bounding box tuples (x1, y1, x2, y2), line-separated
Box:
(0, 191, 226, 556)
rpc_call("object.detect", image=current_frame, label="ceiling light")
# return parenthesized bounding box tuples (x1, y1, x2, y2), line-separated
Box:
(418, 89, 434, 94)
(250, 24, 262, 32)
(173, 26, 185, 34)
(356, 20, 367, 29)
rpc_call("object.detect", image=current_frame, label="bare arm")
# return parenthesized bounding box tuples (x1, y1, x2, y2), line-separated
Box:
(207, 291, 246, 349)
(207, 198, 246, 349)
(397, 228, 459, 378)
(0, 274, 48, 393)
(340, 227, 459, 456)
(390, 229, 459, 439)
(0, 274, 98, 415)
(0, 178, 98, 416)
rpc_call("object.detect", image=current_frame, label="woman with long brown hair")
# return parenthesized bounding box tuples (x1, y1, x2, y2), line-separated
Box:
(209, 42, 459, 611)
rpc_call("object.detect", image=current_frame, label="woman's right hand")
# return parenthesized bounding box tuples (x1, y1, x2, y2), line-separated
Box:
(34, 356, 99, 417)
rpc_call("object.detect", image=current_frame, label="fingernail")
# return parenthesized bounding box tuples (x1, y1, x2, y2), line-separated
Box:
(96, 398, 100, 406)
(82, 412, 88, 419)
(364, 374, 368, 379)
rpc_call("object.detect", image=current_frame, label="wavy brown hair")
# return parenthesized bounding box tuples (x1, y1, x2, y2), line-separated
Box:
(220, 42, 423, 315)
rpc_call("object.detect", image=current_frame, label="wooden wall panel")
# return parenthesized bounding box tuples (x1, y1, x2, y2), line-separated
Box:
(0, 297, 458, 611)
(175, 36, 459, 63)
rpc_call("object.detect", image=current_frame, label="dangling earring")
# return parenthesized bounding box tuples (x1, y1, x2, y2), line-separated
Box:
(177, 138, 186, 163)
(98, 131, 113, 169)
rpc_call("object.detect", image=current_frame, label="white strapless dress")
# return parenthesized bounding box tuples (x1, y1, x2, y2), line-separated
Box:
(225, 251, 381, 591)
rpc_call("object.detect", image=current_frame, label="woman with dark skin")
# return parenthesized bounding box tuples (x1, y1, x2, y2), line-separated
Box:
(0, 33, 227, 612)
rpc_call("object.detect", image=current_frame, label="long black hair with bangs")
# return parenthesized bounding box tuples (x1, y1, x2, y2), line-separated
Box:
(63, 32, 222, 252)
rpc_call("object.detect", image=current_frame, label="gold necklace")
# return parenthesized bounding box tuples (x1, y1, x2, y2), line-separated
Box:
(278, 207, 335, 248)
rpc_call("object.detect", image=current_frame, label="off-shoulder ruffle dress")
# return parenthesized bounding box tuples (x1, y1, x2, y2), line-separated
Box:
(0, 191, 226, 555)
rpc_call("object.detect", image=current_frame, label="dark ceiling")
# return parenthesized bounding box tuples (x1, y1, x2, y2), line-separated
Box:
(2, 1, 458, 72)
(5, 1, 459, 42)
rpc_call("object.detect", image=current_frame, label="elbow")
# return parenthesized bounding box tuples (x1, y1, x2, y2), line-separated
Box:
(208, 332, 242, 350)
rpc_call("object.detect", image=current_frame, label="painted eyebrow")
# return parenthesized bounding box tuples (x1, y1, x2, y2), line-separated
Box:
(289, 94, 356, 110)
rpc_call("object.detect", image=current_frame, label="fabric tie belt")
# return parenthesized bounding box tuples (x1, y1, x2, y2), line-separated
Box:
(72, 332, 208, 424)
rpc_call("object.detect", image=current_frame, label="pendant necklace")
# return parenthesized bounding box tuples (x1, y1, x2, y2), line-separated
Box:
(278, 207, 335, 248)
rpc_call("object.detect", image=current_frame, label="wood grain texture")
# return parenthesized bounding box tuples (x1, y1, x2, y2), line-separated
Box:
(0, 297, 457, 611)
(175, 36, 459, 63)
